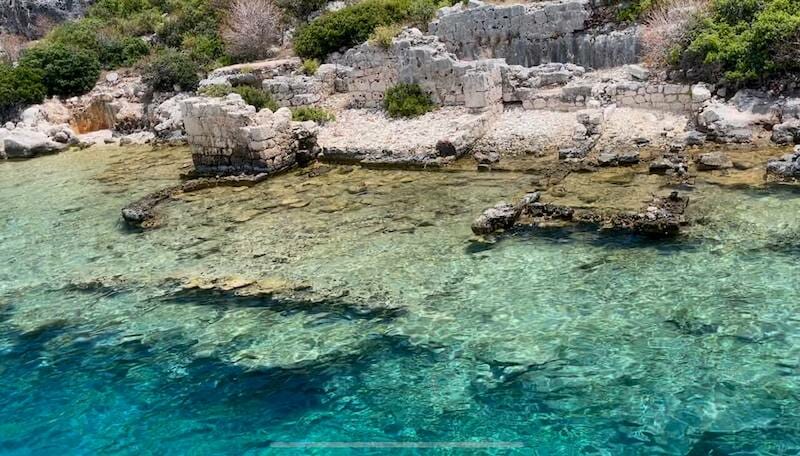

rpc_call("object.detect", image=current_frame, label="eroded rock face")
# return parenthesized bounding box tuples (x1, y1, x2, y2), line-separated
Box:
(431, 1, 641, 68)
(1, 0, 94, 36)
(181, 94, 318, 176)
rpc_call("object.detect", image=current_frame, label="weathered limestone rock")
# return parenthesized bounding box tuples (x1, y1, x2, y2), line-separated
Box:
(204, 58, 301, 87)
(690, 83, 712, 103)
(766, 146, 800, 181)
(624, 64, 649, 81)
(471, 202, 521, 235)
(181, 94, 318, 176)
(152, 93, 191, 141)
(696, 151, 733, 171)
(1, 0, 94, 36)
(3, 129, 66, 158)
(472, 192, 541, 235)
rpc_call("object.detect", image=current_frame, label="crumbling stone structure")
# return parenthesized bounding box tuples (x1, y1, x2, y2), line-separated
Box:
(181, 94, 317, 176)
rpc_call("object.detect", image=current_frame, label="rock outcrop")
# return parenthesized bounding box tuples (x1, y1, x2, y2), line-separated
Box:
(431, 0, 641, 68)
(766, 146, 800, 181)
(181, 94, 318, 176)
(1, 0, 94, 36)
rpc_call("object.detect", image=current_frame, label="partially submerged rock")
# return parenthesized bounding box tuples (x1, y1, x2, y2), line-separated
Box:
(471, 192, 540, 235)
(696, 151, 733, 171)
(475, 191, 689, 237)
(3, 129, 67, 159)
(766, 146, 800, 181)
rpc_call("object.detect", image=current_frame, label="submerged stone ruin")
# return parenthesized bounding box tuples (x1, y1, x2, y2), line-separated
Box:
(180, 94, 318, 176)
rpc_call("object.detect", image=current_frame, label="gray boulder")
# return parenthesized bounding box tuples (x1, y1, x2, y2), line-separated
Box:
(696, 151, 733, 171)
(3, 129, 66, 159)
(766, 146, 800, 180)
(471, 202, 521, 235)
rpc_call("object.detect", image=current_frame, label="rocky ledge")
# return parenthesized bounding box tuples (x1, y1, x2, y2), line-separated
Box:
(766, 145, 800, 182)
(473, 191, 689, 238)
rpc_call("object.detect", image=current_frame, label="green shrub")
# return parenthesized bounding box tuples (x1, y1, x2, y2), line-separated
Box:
(18, 44, 101, 97)
(292, 106, 335, 123)
(384, 83, 434, 118)
(369, 24, 402, 49)
(232, 86, 279, 111)
(276, 0, 327, 20)
(198, 84, 233, 97)
(293, 0, 440, 60)
(302, 58, 320, 76)
(0, 64, 46, 121)
(199, 84, 279, 111)
(679, 0, 800, 85)
(140, 49, 200, 91)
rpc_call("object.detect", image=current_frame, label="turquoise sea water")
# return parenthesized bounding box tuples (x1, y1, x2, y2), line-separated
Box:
(2, 147, 800, 454)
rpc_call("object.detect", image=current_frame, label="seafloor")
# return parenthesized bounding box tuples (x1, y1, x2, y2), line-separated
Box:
(1, 146, 800, 454)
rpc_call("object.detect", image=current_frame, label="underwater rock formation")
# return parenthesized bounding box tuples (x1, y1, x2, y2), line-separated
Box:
(475, 191, 689, 237)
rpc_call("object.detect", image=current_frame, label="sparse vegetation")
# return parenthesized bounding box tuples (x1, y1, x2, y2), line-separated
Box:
(641, 0, 709, 69)
(370, 24, 403, 49)
(221, 0, 284, 62)
(384, 83, 434, 118)
(302, 59, 321, 76)
(198, 84, 280, 111)
(292, 106, 335, 123)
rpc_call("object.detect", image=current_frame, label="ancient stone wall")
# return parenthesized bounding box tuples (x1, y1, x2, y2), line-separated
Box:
(262, 65, 336, 108)
(430, 0, 641, 69)
(181, 95, 316, 176)
(336, 30, 585, 111)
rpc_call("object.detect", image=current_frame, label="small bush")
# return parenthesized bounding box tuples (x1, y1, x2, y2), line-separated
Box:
(0, 64, 46, 120)
(276, 0, 327, 20)
(18, 44, 101, 97)
(292, 106, 335, 123)
(384, 83, 434, 118)
(233, 86, 279, 111)
(370, 24, 402, 49)
(140, 49, 200, 91)
(302, 58, 320, 75)
(222, 0, 284, 62)
(198, 84, 233, 97)
(0, 32, 28, 63)
(641, 0, 709, 69)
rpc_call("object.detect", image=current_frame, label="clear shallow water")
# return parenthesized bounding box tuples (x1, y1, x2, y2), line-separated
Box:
(2, 147, 800, 454)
